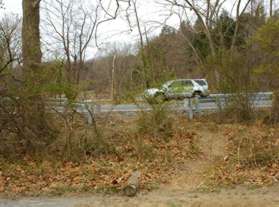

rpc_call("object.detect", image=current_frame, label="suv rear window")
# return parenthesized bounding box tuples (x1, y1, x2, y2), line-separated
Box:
(194, 80, 207, 86)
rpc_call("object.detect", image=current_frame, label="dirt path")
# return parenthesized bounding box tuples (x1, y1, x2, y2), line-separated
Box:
(1, 186, 279, 207)
(167, 124, 227, 191)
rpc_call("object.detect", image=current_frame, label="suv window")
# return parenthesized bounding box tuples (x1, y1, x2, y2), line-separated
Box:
(170, 80, 193, 87)
(168, 80, 193, 93)
(183, 80, 193, 86)
(170, 81, 183, 88)
(194, 80, 207, 86)
(169, 81, 185, 92)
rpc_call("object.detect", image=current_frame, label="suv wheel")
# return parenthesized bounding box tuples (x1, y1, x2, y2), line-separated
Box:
(193, 91, 202, 97)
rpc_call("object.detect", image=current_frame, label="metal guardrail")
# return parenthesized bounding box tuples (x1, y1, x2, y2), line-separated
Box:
(185, 92, 273, 119)
(0, 96, 101, 124)
(47, 92, 273, 121)
(1, 92, 273, 123)
(46, 98, 101, 124)
(199, 92, 273, 103)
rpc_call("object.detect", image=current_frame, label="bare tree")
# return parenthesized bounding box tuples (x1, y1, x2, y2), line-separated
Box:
(43, 0, 100, 84)
(162, 0, 253, 83)
(162, 0, 227, 82)
(85, 0, 150, 87)
(164, 0, 225, 56)
(43, 0, 134, 84)
(130, 0, 151, 87)
(231, 0, 252, 51)
(0, 15, 21, 73)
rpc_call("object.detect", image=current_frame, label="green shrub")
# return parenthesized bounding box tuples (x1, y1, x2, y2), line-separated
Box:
(220, 93, 255, 122)
(207, 50, 256, 122)
(137, 100, 173, 141)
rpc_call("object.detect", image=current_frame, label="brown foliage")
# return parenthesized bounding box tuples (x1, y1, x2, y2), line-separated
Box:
(210, 123, 279, 187)
(0, 116, 198, 196)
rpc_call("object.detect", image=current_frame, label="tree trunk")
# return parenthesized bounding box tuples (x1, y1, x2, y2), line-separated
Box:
(111, 55, 116, 101)
(270, 0, 273, 17)
(22, 0, 42, 74)
(271, 90, 279, 123)
(132, 0, 150, 88)
(21, 0, 55, 150)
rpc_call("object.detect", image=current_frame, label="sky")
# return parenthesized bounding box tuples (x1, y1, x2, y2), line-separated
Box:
(1, 0, 275, 59)
(1, 0, 22, 14)
(0, 0, 175, 58)
(0, 0, 173, 43)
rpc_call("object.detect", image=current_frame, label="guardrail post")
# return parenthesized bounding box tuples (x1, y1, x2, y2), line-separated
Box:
(95, 104, 101, 114)
(216, 96, 222, 111)
(185, 96, 200, 120)
(86, 111, 93, 125)
(193, 96, 200, 115)
(187, 98, 193, 120)
(83, 103, 93, 125)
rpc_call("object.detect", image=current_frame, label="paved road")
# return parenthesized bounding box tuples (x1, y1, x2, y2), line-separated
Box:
(46, 92, 273, 123)
(46, 92, 273, 114)
(97, 99, 272, 113)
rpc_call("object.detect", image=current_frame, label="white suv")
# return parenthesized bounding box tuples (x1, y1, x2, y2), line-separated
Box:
(144, 79, 209, 101)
